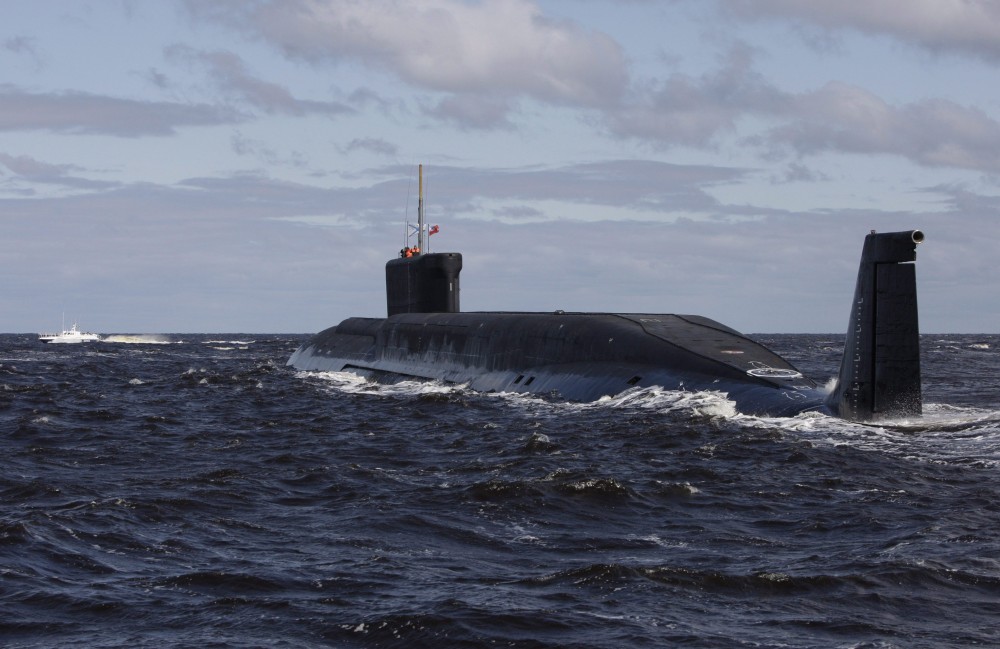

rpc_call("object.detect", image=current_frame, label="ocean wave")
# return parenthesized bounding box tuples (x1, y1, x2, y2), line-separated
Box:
(302, 370, 745, 422)
(6, 334, 997, 649)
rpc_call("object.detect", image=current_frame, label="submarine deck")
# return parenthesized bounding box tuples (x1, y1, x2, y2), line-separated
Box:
(289, 311, 830, 416)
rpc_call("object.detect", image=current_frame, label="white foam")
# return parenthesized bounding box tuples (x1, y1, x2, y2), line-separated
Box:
(301, 371, 742, 421)
(764, 402, 1000, 467)
(296, 370, 1000, 467)
(102, 334, 175, 344)
(592, 386, 740, 418)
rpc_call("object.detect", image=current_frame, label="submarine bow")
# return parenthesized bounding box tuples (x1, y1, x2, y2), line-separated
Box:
(289, 230, 925, 422)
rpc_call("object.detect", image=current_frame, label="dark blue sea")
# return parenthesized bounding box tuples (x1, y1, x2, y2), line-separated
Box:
(2, 333, 999, 648)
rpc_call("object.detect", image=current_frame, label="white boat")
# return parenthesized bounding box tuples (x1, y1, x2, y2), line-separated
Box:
(38, 322, 101, 344)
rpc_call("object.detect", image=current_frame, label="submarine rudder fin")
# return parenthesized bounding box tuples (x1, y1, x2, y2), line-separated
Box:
(828, 230, 924, 422)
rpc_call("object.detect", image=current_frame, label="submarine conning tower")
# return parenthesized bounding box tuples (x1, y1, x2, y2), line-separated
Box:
(828, 229, 924, 421)
(385, 163, 462, 316)
(386, 252, 462, 316)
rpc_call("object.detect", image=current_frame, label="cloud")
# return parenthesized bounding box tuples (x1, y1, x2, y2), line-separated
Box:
(3, 35, 36, 53)
(772, 162, 828, 184)
(231, 131, 309, 168)
(607, 45, 783, 147)
(0, 84, 239, 136)
(0, 153, 78, 178)
(3, 160, 997, 332)
(763, 82, 1000, 172)
(141, 67, 172, 89)
(167, 46, 353, 117)
(387, 160, 748, 219)
(340, 137, 398, 156)
(603, 47, 1000, 173)
(723, 0, 1000, 61)
(185, 1, 1000, 173)
(0, 153, 118, 190)
(425, 92, 516, 130)
(2, 35, 44, 72)
(187, 0, 628, 127)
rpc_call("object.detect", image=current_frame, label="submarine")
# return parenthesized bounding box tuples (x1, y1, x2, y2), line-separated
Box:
(290, 167, 924, 422)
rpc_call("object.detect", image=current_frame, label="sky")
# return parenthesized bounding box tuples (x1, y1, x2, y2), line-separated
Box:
(2, 0, 999, 334)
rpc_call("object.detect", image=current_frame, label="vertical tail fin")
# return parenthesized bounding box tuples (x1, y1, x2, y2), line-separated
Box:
(828, 230, 924, 422)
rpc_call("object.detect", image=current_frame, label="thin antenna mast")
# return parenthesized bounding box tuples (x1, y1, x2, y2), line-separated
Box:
(417, 164, 427, 254)
(403, 172, 412, 250)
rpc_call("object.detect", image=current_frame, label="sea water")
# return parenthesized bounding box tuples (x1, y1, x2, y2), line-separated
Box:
(2, 333, 999, 648)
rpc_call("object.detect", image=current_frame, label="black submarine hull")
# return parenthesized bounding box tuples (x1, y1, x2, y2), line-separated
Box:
(289, 229, 924, 422)
(289, 311, 830, 417)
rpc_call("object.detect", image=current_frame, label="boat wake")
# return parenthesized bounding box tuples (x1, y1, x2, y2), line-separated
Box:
(204, 339, 256, 346)
(745, 402, 1000, 469)
(101, 334, 176, 344)
(299, 369, 1000, 467)
(300, 370, 753, 420)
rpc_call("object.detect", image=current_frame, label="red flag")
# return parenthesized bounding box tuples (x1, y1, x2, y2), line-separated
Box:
(429, 225, 440, 236)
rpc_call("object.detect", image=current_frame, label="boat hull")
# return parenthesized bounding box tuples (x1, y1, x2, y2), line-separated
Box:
(288, 311, 831, 417)
(38, 336, 100, 343)
(38, 324, 101, 343)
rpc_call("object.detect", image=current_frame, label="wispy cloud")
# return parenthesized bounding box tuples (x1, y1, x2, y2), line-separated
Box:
(167, 46, 354, 117)
(3, 35, 42, 68)
(0, 153, 117, 190)
(723, 0, 1000, 61)
(0, 84, 239, 136)
(607, 45, 782, 147)
(764, 83, 1000, 172)
(340, 137, 399, 157)
(607, 46, 1000, 173)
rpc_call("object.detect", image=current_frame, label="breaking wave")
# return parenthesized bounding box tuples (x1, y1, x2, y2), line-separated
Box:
(101, 334, 176, 344)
